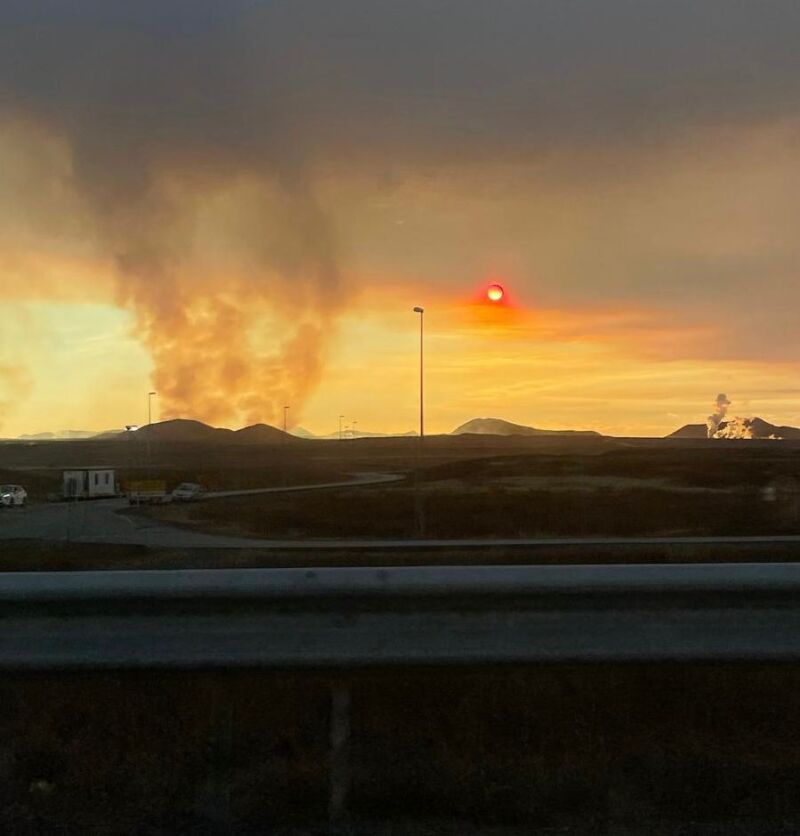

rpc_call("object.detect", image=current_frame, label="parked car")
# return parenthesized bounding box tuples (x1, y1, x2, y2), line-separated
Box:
(127, 487, 172, 505)
(171, 482, 207, 502)
(0, 485, 27, 507)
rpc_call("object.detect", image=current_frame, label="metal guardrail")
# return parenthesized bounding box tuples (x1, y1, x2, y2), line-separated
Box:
(3, 563, 800, 669)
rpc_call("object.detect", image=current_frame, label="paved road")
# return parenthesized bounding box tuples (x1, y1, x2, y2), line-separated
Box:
(0, 472, 407, 549)
(205, 471, 401, 499)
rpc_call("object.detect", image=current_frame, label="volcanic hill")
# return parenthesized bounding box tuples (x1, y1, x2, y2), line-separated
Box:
(452, 417, 600, 437)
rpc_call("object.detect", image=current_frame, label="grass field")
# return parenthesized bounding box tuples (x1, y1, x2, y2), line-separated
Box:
(2, 434, 799, 544)
(4, 664, 800, 833)
(0, 434, 606, 503)
(5, 538, 800, 573)
(145, 444, 800, 540)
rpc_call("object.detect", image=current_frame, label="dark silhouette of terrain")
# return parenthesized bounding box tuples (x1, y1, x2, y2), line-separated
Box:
(669, 417, 800, 439)
(452, 417, 600, 437)
(121, 419, 297, 444)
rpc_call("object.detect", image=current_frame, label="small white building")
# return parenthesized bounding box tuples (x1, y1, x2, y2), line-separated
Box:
(62, 469, 117, 499)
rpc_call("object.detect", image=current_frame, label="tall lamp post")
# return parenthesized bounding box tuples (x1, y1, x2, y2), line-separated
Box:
(283, 405, 290, 433)
(413, 307, 424, 439)
(412, 306, 425, 537)
(146, 391, 157, 479)
(339, 415, 344, 441)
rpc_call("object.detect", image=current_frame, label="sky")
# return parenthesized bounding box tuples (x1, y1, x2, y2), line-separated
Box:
(2, 0, 800, 437)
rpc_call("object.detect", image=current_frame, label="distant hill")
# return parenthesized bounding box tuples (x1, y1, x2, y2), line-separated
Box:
(668, 418, 800, 440)
(234, 423, 296, 444)
(336, 429, 417, 439)
(452, 417, 600, 437)
(748, 418, 800, 439)
(292, 427, 417, 440)
(19, 429, 112, 440)
(668, 424, 707, 439)
(131, 419, 235, 443)
(116, 419, 296, 445)
(290, 426, 317, 439)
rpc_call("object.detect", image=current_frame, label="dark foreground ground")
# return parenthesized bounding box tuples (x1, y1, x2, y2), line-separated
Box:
(3, 664, 800, 834)
(3, 437, 800, 833)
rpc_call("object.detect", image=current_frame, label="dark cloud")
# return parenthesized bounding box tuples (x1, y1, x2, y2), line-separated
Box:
(2, 1, 800, 165)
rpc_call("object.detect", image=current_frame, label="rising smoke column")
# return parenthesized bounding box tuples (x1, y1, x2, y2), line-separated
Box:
(0, 2, 349, 428)
(82, 156, 346, 426)
(92, 173, 344, 427)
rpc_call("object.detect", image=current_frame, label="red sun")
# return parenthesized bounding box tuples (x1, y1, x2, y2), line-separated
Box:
(486, 284, 504, 302)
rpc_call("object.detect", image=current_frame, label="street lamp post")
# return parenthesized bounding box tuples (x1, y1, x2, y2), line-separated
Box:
(339, 415, 344, 441)
(413, 307, 424, 439)
(283, 405, 290, 433)
(412, 307, 425, 537)
(146, 391, 156, 479)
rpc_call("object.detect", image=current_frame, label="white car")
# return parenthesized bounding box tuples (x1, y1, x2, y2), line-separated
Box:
(171, 482, 207, 502)
(0, 485, 27, 507)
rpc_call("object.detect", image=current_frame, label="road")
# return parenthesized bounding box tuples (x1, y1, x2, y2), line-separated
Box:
(204, 471, 401, 499)
(0, 472, 407, 549)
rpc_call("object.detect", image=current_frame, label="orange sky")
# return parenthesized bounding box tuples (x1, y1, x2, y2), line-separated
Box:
(4, 274, 800, 438)
(2, 3, 800, 437)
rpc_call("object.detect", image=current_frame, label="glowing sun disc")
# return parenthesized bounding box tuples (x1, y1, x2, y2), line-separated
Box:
(486, 284, 504, 302)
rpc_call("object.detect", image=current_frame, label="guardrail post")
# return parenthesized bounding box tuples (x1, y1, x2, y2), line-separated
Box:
(198, 679, 233, 829)
(328, 682, 351, 828)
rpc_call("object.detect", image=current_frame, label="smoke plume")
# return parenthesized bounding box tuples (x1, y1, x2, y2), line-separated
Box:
(88, 162, 345, 426)
(0, 2, 350, 427)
